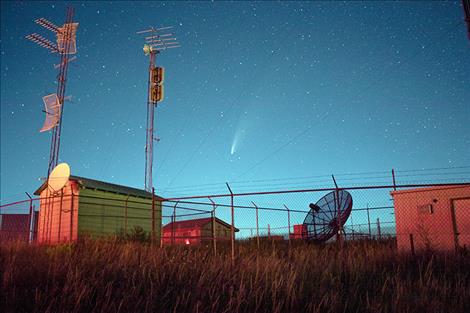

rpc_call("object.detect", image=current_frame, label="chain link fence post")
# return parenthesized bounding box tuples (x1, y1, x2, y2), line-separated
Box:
(377, 217, 381, 239)
(124, 195, 129, 236)
(332, 175, 343, 247)
(226, 183, 235, 264)
(284, 204, 291, 246)
(25, 192, 33, 243)
(151, 187, 156, 246)
(252, 201, 260, 250)
(58, 190, 64, 243)
(70, 191, 74, 243)
(209, 198, 217, 256)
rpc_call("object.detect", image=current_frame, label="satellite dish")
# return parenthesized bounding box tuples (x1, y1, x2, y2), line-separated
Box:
(48, 163, 70, 192)
(303, 190, 353, 242)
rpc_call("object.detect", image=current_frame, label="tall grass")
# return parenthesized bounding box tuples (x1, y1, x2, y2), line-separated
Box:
(1, 238, 469, 313)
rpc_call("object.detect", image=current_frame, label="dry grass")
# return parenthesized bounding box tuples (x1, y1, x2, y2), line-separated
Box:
(1, 238, 469, 313)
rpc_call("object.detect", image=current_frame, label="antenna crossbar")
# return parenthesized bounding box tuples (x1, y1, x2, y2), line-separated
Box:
(54, 55, 77, 69)
(25, 33, 60, 53)
(137, 26, 173, 34)
(145, 33, 173, 40)
(35, 18, 61, 33)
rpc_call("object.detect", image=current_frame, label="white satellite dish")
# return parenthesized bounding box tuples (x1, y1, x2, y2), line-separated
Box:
(48, 163, 70, 192)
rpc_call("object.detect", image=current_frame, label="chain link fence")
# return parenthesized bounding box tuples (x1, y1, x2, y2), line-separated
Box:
(1, 182, 469, 255)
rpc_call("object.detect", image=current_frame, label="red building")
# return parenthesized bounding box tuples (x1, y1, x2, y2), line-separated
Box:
(162, 217, 238, 245)
(0, 212, 38, 242)
(289, 224, 307, 240)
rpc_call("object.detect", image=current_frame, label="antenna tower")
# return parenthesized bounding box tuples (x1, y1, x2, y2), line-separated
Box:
(137, 26, 180, 192)
(26, 7, 79, 178)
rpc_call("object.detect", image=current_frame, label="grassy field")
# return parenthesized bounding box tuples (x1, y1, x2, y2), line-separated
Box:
(1, 238, 469, 313)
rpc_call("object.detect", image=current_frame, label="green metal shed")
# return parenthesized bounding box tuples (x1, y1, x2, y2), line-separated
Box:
(34, 175, 163, 244)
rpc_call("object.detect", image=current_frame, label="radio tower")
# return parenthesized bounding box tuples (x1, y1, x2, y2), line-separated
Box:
(26, 7, 79, 178)
(137, 26, 180, 192)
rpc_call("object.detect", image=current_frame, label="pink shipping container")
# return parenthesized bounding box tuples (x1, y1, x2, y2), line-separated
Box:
(391, 185, 470, 252)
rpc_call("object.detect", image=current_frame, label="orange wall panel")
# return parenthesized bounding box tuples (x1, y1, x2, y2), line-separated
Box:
(37, 180, 79, 244)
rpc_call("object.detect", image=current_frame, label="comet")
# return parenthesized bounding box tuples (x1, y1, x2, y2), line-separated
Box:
(230, 128, 245, 155)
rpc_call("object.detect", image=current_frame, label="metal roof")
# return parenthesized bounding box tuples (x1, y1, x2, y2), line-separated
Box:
(34, 175, 163, 199)
(162, 217, 239, 232)
(390, 184, 470, 196)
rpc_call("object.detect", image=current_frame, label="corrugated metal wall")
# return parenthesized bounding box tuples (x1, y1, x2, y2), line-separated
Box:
(37, 181, 162, 244)
(200, 221, 231, 241)
(77, 188, 161, 240)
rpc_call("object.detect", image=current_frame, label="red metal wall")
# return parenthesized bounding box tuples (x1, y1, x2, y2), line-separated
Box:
(0, 213, 37, 241)
(162, 228, 201, 245)
(290, 224, 307, 239)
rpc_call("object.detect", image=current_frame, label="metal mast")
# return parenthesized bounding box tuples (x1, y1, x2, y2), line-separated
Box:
(26, 7, 78, 178)
(463, 0, 470, 40)
(145, 49, 157, 193)
(137, 26, 180, 192)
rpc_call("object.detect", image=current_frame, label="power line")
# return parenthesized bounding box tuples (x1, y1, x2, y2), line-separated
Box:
(160, 166, 470, 194)
(162, 101, 237, 190)
(395, 165, 470, 173)
(229, 20, 464, 181)
(232, 125, 314, 181)
(155, 109, 194, 174)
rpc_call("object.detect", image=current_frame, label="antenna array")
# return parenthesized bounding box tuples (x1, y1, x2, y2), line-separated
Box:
(25, 7, 79, 178)
(35, 18, 61, 33)
(25, 33, 60, 53)
(138, 26, 181, 52)
(137, 26, 180, 192)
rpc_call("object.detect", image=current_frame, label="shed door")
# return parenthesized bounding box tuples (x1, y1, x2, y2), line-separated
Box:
(453, 198, 470, 249)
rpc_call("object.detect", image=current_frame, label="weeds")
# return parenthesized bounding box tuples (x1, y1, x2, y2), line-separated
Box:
(0, 239, 469, 313)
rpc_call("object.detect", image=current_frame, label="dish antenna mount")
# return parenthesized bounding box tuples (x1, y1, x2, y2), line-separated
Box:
(302, 190, 353, 242)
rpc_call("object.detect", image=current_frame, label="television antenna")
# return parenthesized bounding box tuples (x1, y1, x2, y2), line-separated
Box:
(25, 7, 78, 179)
(302, 190, 353, 242)
(137, 26, 180, 192)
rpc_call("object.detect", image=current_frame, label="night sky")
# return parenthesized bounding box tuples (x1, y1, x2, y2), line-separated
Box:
(1, 1, 469, 205)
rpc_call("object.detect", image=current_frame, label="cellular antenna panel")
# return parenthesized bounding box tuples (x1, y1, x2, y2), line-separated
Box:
(56, 22, 79, 54)
(40, 94, 61, 133)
